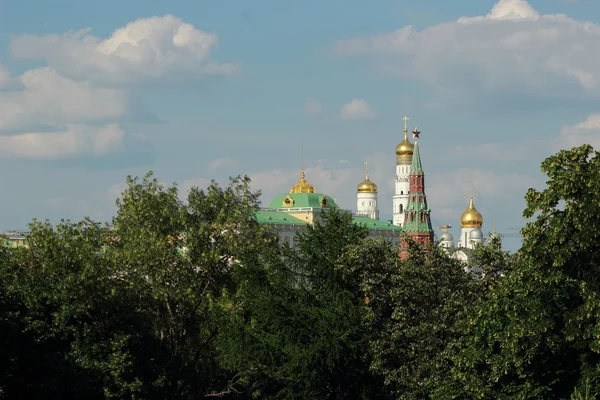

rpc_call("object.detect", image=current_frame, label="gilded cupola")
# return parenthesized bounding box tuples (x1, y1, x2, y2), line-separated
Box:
(460, 197, 484, 228)
(357, 161, 377, 193)
(290, 170, 316, 194)
(396, 116, 415, 165)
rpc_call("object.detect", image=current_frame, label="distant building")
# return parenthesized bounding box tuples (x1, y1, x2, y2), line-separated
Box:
(256, 169, 402, 248)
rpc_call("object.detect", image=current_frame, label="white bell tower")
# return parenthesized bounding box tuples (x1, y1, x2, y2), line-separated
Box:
(392, 116, 414, 226)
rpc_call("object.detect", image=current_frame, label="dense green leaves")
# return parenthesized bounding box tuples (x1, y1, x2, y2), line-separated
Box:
(3, 146, 600, 399)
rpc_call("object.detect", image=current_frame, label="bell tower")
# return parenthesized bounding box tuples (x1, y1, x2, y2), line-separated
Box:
(393, 116, 414, 226)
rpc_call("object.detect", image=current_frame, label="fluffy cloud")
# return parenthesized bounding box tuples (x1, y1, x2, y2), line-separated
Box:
(556, 114, 600, 149)
(0, 14, 235, 162)
(0, 65, 13, 89)
(0, 124, 126, 159)
(11, 15, 239, 84)
(333, 0, 600, 100)
(339, 99, 377, 120)
(304, 98, 324, 116)
(0, 68, 132, 131)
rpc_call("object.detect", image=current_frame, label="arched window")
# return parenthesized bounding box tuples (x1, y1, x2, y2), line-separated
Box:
(399, 204, 403, 213)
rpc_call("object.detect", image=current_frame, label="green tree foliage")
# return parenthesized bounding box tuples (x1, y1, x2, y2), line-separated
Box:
(6, 145, 600, 399)
(442, 145, 600, 399)
(220, 208, 388, 399)
(339, 238, 475, 400)
(0, 172, 268, 399)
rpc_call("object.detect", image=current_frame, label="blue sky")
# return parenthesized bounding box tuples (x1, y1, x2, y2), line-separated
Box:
(0, 0, 599, 251)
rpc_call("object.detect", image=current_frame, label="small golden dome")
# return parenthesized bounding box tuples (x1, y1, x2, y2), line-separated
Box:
(460, 197, 484, 228)
(396, 129, 414, 164)
(290, 170, 316, 194)
(357, 177, 377, 193)
(357, 161, 378, 192)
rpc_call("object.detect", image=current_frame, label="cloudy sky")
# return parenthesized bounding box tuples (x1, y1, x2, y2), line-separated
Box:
(0, 0, 598, 250)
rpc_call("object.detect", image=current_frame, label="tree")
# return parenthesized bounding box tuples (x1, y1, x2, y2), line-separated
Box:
(220, 208, 387, 399)
(339, 237, 475, 399)
(0, 172, 268, 399)
(0, 219, 122, 399)
(108, 172, 266, 399)
(441, 145, 600, 399)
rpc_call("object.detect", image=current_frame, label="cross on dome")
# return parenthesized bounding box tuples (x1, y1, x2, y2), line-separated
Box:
(402, 116, 410, 133)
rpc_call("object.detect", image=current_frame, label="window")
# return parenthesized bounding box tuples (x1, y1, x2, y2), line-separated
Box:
(362, 201, 364, 206)
(401, 191, 404, 195)
(399, 204, 403, 213)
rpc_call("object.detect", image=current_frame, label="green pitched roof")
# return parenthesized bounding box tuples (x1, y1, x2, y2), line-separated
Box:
(411, 139, 423, 174)
(352, 216, 402, 231)
(266, 193, 339, 209)
(255, 210, 306, 226)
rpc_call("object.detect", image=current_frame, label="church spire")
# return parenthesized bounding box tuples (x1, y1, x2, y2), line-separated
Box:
(410, 128, 423, 174)
(400, 127, 434, 258)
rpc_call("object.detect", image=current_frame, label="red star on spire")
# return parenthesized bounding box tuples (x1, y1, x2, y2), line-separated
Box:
(412, 127, 421, 139)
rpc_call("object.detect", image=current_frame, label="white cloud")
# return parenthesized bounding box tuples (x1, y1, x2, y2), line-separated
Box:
(0, 68, 131, 131)
(0, 124, 126, 159)
(209, 157, 236, 170)
(304, 98, 324, 115)
(333, 0, 600, 99)
(556, 114, 600, 149)
(0, 65, 13, 89)
(459, 0, 540, 22)
(11, 15, 240, 84)
(339, 99, 377, 121)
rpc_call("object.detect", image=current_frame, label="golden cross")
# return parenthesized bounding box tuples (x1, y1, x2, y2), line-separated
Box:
(364, 160, 369, 176)
(402, 116, 410, 132)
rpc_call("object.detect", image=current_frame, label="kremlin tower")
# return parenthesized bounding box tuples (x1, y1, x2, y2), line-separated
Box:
(356, 161, 379, 220)
(400, 128, 434, 258)
(393, 116, 414, 226)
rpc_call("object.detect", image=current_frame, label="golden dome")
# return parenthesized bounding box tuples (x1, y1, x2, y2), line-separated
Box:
(460, 197, 484, 228)
(357, 161, 377, 192)
(395, 129, 414, 164)
(357, 177, 377, 193)
(290, 170, 316, 194)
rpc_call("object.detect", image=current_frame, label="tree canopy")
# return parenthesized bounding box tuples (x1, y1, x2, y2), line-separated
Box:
(2, 146, 600, 399)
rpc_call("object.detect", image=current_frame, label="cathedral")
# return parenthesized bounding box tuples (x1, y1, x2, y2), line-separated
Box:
(256, 117, 487, 262)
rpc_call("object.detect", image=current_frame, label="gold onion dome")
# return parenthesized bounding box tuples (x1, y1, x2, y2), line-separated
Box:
(357, 178, 377, 193)
(290, 170, 316, 194)
(460, 197, 484, 228)
(357, 161, 377, 192)
(396, 131, 415, 156)
(396, 126, 415, 165)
